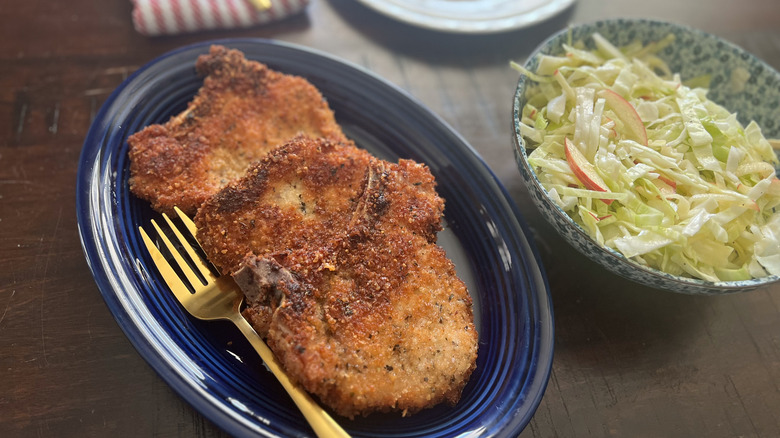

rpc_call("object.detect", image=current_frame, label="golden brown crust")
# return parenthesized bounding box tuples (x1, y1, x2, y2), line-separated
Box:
(225, 154, 477, 418)
(194, 135, 373, 277)
(134, 45, 478, 418)
(127, 45, 345, 215)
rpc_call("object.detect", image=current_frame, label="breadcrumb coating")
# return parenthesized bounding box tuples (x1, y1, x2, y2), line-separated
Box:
(128, 45, 344, 215)
(198, 136, 477, 418)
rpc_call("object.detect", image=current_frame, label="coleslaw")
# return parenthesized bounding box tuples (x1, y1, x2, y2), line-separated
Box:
(513, 32, 780, 282)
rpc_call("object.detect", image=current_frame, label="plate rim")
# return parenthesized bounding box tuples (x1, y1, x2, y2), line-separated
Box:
(352, 0, 576, 34)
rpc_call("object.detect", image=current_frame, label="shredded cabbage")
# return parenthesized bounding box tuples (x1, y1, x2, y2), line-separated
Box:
(512, 33, 780, 282)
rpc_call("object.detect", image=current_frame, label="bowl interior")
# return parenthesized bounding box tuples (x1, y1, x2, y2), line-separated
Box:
(512, 18, 780, 294)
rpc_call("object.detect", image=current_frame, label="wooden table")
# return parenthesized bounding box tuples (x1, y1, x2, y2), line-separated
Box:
(2, 0, 779, 436)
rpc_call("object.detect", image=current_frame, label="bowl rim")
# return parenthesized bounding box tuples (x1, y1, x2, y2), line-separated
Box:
(512, 18, 780, 293)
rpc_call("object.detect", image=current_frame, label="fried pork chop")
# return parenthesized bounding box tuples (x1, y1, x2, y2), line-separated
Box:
(127, 45, 345, 215)
(195, 135, 374, 278)
(198, 137, 477, 418)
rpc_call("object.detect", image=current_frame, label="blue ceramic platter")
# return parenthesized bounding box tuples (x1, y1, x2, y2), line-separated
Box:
(77, 39, 553, 437)
(513, 19, 780, 295)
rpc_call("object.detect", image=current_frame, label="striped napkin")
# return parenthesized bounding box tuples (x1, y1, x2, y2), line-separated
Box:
(131, 0, 310, 36)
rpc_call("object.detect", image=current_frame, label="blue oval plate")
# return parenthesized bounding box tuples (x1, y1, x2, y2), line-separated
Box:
(76, 39, 553, 438)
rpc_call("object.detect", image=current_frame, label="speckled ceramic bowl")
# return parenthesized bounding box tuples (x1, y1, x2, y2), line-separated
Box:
(512, 18, 780, 295)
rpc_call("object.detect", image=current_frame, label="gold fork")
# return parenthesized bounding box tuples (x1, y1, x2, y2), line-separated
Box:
(139, 207, 349, 438)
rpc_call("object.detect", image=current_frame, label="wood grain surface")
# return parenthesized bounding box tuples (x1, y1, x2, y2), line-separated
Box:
(1, 0, 779, 437)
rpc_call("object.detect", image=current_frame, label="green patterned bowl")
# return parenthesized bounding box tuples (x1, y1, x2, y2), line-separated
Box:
(512, 18, 780, 295)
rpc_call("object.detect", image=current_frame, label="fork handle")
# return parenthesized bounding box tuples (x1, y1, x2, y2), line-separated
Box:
(231, 316, 351, 438)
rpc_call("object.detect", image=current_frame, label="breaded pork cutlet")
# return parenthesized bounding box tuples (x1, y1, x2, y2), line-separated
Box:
(233, 160, 477, 419)
(201, 139, 477, 418)
(127, 45, 345, 215)
(194, 135, 374, 279)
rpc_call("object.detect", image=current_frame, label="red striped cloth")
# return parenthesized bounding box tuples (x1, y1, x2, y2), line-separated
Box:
(131, 0, 309, 36)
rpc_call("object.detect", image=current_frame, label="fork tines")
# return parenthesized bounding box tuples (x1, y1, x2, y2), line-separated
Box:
(139, 208, 215, 298)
